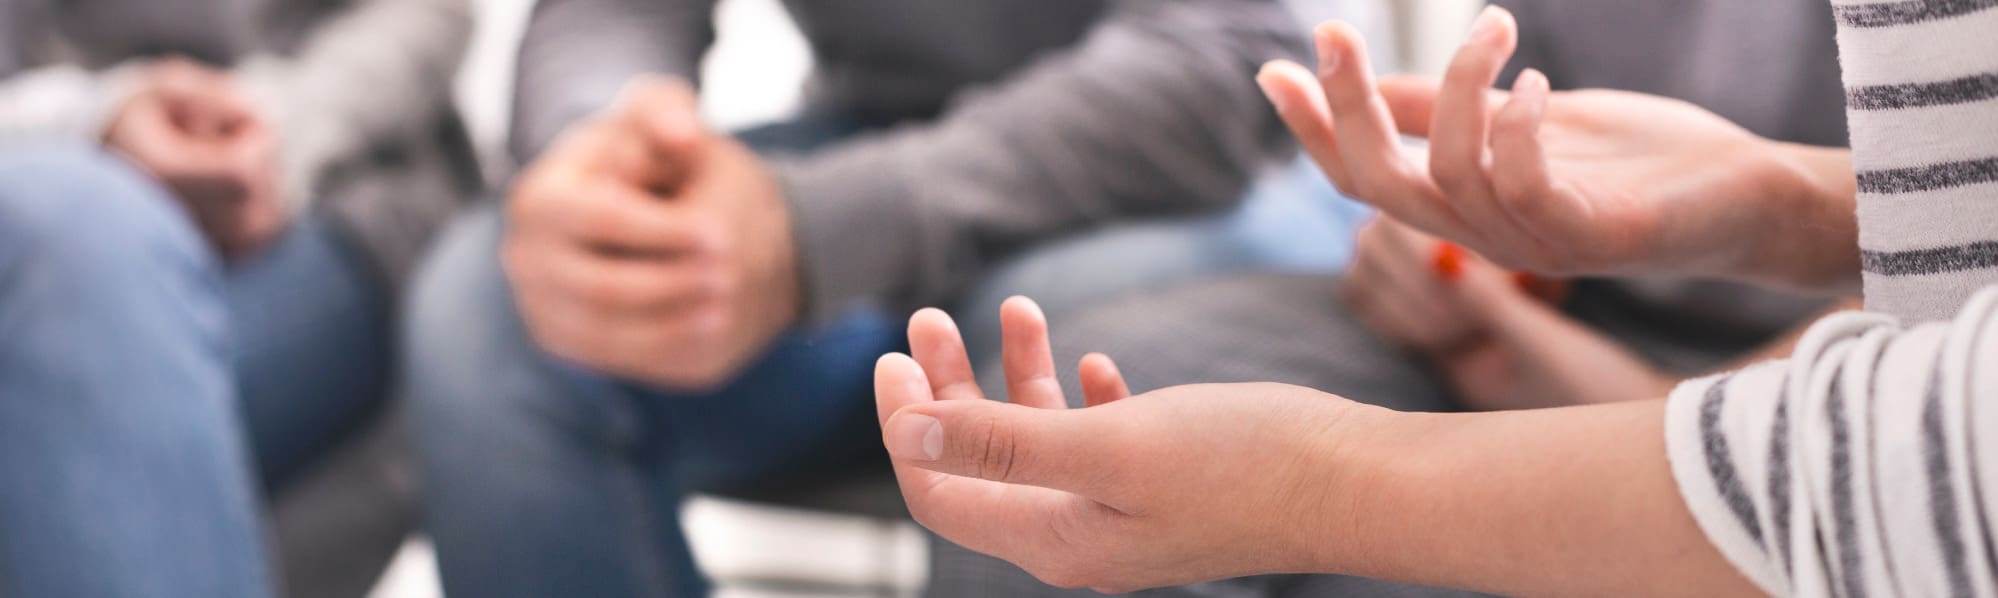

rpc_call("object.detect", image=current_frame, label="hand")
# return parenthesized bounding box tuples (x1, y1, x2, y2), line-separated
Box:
(873, 297, 1378, 592)
(105, 58, 286, 258)
(1342, 216, 1489, 354)
(1256, 7, 1856, 290)
(505, 76, 801, 391)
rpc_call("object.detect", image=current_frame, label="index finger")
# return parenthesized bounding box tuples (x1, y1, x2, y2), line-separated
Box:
(1309, 22, 1464, 240)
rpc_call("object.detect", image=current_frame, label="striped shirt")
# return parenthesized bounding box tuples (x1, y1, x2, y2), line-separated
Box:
(1666, 1, 1998, 595)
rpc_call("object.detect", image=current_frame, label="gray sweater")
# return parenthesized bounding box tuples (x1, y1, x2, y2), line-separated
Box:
(511, 0, 1308, 320)
(0, 0, 478, 287)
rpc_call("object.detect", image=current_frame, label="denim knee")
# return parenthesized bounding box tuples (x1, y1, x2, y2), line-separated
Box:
(0, 146, 218, 288)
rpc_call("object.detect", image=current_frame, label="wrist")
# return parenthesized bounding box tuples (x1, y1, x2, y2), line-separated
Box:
(1289, 400, 1443, 578)
(1736, 142, 1860, 292)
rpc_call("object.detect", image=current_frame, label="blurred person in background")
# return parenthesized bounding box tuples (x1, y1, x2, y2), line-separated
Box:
(398, 0, 1390, 595)
(0, 0, 474, 595)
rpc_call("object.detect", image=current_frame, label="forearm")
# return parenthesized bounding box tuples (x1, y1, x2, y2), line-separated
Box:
(1314, 400, 1756, 596)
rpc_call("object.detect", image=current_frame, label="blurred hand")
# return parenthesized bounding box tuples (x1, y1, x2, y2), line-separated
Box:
(873, 297, 1376, 592)
(105, 58, 286, 259)
(1256, 7, 1847, 286)
(1342, 216, 1487, 354)
(1344, 214, 1670, 409)
(505, 76, 801, 391)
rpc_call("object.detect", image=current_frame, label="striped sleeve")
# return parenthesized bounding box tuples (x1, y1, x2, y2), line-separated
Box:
(1833, 0, 1998, 320)
(1666, 286, 1998, 597)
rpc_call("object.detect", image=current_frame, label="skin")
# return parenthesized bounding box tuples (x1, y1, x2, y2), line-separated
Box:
(1257, 7, 1858, 293)
(1345, 216, 1673, 409)
(103, 58, 286, 259)
(875, 7, 1868, 594)
(1347, 215, 1855, 410)
(504, 76, 800, 391)
(874, 298, 1756, 596)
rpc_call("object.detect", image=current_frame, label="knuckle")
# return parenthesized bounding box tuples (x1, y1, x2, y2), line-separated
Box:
(965, 413, 1019, 483)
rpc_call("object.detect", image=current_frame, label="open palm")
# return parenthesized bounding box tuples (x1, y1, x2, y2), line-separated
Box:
(1258, 8, 1852, 287)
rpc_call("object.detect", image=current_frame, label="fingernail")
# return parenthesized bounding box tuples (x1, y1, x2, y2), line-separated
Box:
(889, 414, 944, 461)
(1469, 5, 1505, 44)
(1255, 70, 1286, 111)
(1313, 26, 1342, 78)
(1514, 69, 1550, 121)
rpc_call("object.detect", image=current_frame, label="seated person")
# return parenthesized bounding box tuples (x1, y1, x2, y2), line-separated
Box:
(874, 0, 1998, 594)
(402, 0, 1353, 596)
(0, 0, 472, 594)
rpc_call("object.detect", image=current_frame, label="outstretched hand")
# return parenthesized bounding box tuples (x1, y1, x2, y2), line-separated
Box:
(1257, 7, 1856, 289)
(873, 297, 1380, 592)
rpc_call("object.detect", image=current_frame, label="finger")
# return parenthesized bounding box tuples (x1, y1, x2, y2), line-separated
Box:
(1427, 6, 1518, 228)
(521, 177, 710, 255)
(1078, 353, 1130, 407)
(1258, 61, 1352, 184)
(908, 308, 986, 402)
(1379, 76, 1510, 141)
(1311, 22, 1461, 239)
(885, 398, 1119, 498)
(1488, 68, 1569, 237)
(876, 354, 1100, 563)
(875, 352, 935, 426)
(522, 243, 719, 315)
(1000, 296, 1065, 409)
(611, 76, 704, 188)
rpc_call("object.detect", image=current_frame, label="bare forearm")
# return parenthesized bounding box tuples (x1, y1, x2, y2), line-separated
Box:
(1314, 400, 1756, 596)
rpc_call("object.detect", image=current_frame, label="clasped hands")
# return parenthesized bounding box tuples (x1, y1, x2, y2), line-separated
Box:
(506, 77, 799, 390)
(104, 58, 285, 259)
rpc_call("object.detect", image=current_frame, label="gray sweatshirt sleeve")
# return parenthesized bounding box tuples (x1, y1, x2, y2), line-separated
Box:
(234, 0, 473, 210)
(1665, 286, 1998, 597)
(775, 0, 1306, 321)
(507, 0, 718, 165)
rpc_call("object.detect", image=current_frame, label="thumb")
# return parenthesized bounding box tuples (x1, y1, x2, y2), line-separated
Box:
(883, 398, 1116, 496)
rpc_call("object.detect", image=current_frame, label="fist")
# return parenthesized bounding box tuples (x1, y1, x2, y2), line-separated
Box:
(505, 77, 801, 391)
(105, 58, 286, 258)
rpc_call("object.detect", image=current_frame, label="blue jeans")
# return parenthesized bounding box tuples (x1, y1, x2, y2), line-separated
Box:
(407, 117, 1363, 597)
(0, 147, 390, 597)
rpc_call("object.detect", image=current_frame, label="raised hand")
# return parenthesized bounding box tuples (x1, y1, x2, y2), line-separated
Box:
(873, 297, 1374, 592)
(1257, 7, 1857, 290)
(505, 76, 802, 390)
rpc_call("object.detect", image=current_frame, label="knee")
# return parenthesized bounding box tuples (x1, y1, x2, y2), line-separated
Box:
(0, 146, 215, 283)
(402, 206, 556, 434)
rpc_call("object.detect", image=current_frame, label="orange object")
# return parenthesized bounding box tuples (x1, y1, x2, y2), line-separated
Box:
(1432, 242, 1465, 281)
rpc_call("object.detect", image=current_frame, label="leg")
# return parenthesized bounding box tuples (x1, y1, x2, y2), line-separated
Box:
(407, 206, 696, 597)
(0, 147, 272, 598)
(407, 206, 900, 597)
(228, 214, 393, 490)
